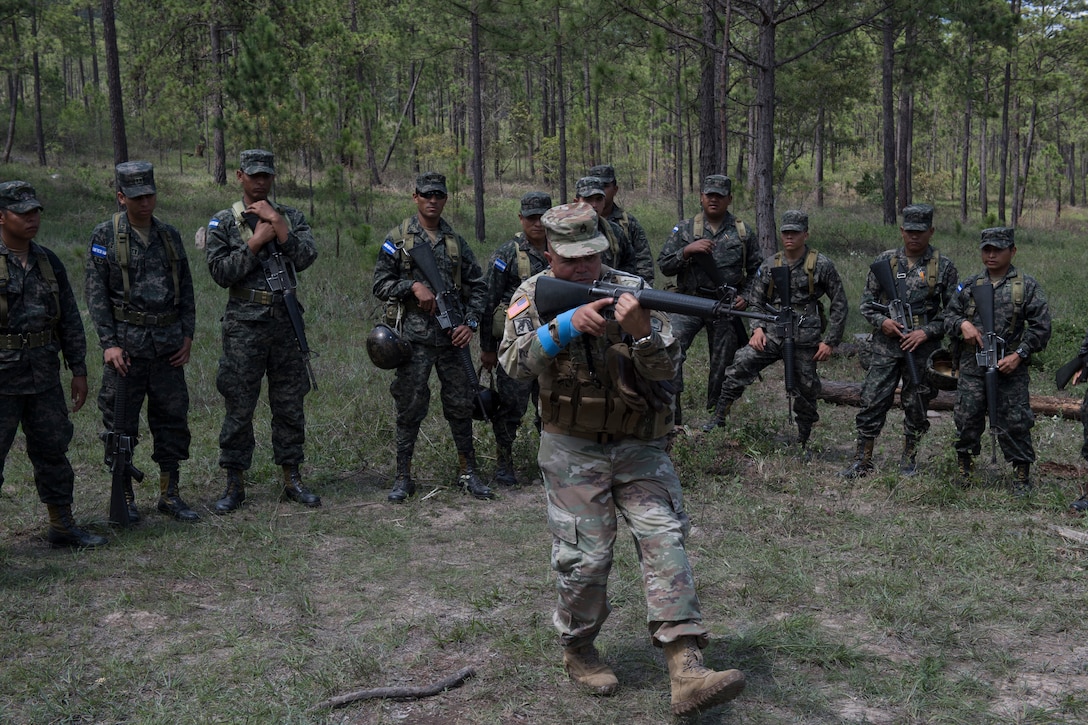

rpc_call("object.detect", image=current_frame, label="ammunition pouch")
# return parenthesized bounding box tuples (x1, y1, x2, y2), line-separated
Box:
(492, 303, 509, 339)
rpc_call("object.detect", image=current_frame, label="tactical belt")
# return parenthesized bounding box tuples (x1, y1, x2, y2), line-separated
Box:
(229, 286, 280, 305)
(543, 424, 626, 445)
(112, 307, 179, 327)
(0, 329, 53, 350)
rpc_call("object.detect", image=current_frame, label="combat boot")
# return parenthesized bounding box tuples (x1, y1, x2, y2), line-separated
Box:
(701, 401, 732, 433)
(387, 455, 415, 502)
(663, 636, 746, 716)
(492, 446, 517, 487)
(1012, 462, 1033, 498)
(457, 452, 495, 500)
(156, 471, 200, 522)
(563, 643, 618, 696)
(838, 438, 875, 479)
(46, 504, 108, 549)
(956, 454, 974, 488)
(124, 480, 140, 523)
(214, 469, 245, 514)
(796, 423, 813, 463)
(1070, 483, 1088, 515)
(282, 465, 321, 507)
(899, 435, 920, 476)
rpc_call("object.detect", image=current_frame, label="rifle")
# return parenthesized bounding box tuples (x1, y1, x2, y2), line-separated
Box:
(870, 261, 924, 408)
(243, 213, 319, 391)
(973, 282, 1005, 463)
(405, 240, 490, 423)
(691, 252, 750, 354)
(766, 266, 798, 426)
(106, 366, 143, 526)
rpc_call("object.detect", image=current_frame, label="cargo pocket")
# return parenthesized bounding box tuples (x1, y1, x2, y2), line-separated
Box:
(547, 502, 578, 546)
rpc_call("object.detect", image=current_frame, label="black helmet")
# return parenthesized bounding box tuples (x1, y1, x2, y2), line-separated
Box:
(366, 324, 411, 369)
(472, 386, 497, 421)
(927, 348, 959, 391)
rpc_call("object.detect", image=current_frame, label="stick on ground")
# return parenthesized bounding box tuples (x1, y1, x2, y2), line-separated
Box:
(311, 666, 477, 711)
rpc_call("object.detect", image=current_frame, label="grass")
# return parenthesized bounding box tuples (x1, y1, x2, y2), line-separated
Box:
(0, 160, 1086, 723)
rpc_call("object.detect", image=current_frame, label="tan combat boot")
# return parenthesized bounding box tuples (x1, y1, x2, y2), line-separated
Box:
(663, 636, 745, 716)
(838, 437, 875, 479)
(562, 643, 618, 696)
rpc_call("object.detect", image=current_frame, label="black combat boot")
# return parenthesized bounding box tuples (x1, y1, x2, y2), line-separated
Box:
(493, 446, 517, 487)
(1070, 484, 1088, 515)
(458, 452, 495, 500)
(214, 469, 246, 514)
(899, 435, 920, 477)
(157, 471, 200, 522)
(796, 423, 813, 462)
(839, 438, 875, 479)
(124, 480, 140, 523)
(701, 401, 732, 433)
(956, 454, 974, 488)
(46, 504, 108, 549)
(388, 455, 416, 502)
(1012, 462, 1033, 498)
(282, 465, 321, 507)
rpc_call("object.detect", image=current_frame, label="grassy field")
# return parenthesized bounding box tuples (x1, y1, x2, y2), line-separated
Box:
(0, 160, 1086, 724)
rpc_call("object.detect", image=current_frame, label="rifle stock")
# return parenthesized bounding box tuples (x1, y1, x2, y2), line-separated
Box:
(972, 282, 1005, 463)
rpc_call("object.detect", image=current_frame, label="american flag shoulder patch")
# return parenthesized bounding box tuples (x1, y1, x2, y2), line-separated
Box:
(507, 294, 531, 318)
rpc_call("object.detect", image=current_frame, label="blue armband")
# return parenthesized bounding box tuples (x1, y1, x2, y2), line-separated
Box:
(536, 307, 583, 357)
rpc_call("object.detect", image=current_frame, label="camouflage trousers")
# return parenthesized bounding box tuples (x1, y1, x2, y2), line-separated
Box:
(718, 340, 821, 427)
(0, 384, 75, 505)
(98, 356, 190, 472)
(393, 341, 476, 458)
(538, 431, 708, 649)
(216, 316, 310, 470)
(670, 310, 742, 416)
(954, 369, 1035, 463)
(489, 364, 537, 450)
(855, 348, 939, 440)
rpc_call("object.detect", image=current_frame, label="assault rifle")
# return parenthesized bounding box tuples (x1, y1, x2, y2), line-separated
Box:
(243, 213, 319, 391)
(405, 240, 490, 423)
(870, 261, 924, 407)
(107, 367, 143, 527)
(973, 282, 1004, 463)
(691, 252, 750, 353)
(766, 265, 799, 426)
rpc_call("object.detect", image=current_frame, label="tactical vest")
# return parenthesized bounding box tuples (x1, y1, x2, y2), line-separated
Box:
(113, 212, 181, 310)
(889, 250, 940, 295)
(0, 249, 61, 341)
(965, 274, 1026, 336)
(692, 213, 748, 273)
(490, 235, 537, 338)
(767, 248, 819, 298)
(389, 217, 461, 288)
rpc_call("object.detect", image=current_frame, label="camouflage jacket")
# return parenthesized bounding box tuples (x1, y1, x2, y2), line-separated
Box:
(205, 201, 318, 323)
(372, 214, 487, 347)
(597, 216, 646, 284)
(0, 242, 87, 394)
(480, 232, 549, 353)
(657, 210, 761, 300)
(85, 214, 196, 357)
(606, 203, 655, 285)
(750, 247, 848, 348)
(498, 267, 678, 440)
(944, 265, 1051, 376)
(1079, 328, 1088, 366)
(860, 246, 958, 359)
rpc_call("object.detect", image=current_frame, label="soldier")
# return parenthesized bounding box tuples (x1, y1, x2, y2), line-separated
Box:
(1067, 331, 1088, 514)
(205, 149, 321, 513)
(587, 164, 655, 284)
(703, 211, 848, 453)
(656, 174, 760, 425)
(479, 191, 552, 486)
(574, 176, 647, 283)
(944, 227, 1051, 496)
(0, 181, 106, 548)
(373, 171, 493, 502)
(840, 204, 958, 478)
(85, 162, 199, 523)
(499, 202, 746, 716)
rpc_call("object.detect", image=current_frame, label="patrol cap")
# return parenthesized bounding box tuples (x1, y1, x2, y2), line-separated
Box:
(0, 181, 43, 213)
(520, 191, 552, 217)
(415, 171, 447, 195)
(542, 202, 609, 258)
(780, 209, 808, 232)
(702, 174, 732, 196)
(240, 149, 275, 175)
(575, 176, 606, 199)
(979, 226, 1014, 250)
(588, 164, 616, 184)
(116, 161, 156, 197)
(901, 203, 934, 231)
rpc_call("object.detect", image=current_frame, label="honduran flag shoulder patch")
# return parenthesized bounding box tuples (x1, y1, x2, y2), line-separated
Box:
(208, 218, 220, 229)
(494, 258, 508, 272)
(381, 240, 397, 256)
(91, 243, 108, 258)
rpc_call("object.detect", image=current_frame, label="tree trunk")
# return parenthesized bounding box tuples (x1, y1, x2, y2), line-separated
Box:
(210, 22, 226, 185)
(3, 70, 17, 164)
(718, 0, 732, 175)
(87, 5, 99, 89)
(674, 44, 684, 219)
(469, 8, 485, 242)
(753, 3, 777, 259)
(815, 104, 825, 208)
(698, 0, 718, 181)
(1012, 99, 1036, 226)
(101, 0, 126, 164)
(998, 58, 1011, 224)
(881, 13, 897, 224)
(554, 6, 567, 202)
(960, 88, 972, 224)
(980, 75, 989, 218)
(31, 12, 45, 166)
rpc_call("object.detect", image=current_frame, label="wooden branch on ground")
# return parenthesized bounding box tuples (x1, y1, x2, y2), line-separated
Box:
(310, 666, 476, 711)
(1047, 525, 1088, 546)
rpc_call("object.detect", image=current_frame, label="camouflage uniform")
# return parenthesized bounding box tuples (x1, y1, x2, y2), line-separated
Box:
(1079, 331, 1088, 463)
(205, 194, 317, 472)
(657, 204, 761, 418)
(589, 164, 656, 285)
(575, 176, 648, 284)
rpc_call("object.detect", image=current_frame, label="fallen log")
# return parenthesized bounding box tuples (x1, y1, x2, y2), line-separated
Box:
(310, 666, 476, 711)
(818, 380, 1083, 421)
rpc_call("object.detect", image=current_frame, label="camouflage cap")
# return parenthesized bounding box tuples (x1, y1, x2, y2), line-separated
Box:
(979, 226, 1014, 250)
(588, 164, 616, 184)
(542, 202, 609, 257)
(0, 180, 43, 213)
(575, 176, 606, 199)
(240, 149, 275, 175)
(520, 191, 552, 217)
(901, 203, 934, 231)
(702, 174, 732, 196)
(415, 171, 447, 195)
(116, 161, 156, 197)
(780, 209, 809, 232)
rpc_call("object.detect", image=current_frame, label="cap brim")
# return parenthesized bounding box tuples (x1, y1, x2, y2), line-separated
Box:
(242, 164, 275, 175)
(902, 223, 929, 231)
(6, 200, 43, 213)
(979, 241, 1011, 250)
(418, 184, 447, 194)
(121, 185, 156, 198)
(521, 206, 549, 217)
(702, 187, 730, 196)
(780, 225, 805, 232)
(549, 231, 610, 258)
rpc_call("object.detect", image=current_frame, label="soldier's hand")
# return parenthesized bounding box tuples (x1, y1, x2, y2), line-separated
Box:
(412, 282, 436, 313)
(997, 352, 1021, 375)
(451, 324, 473, 348)
(881, 318, 904, 338)
(732, 294, 747, 311)
(749, 327, 767, 351)
(1074, 368, 1086, 385)
(900, 329, 928, 352)
(814, 342, 834, 362)
(246, 200, 288, 243)
(105, 346, 129, 376)
(614, 293, 651, 339)
(682, 238, 714, 258)
(71, 375, 88, 413)
(960, 321, 983, 349)
(572, 297, 613, 337)
(170, 337, 193, 367)
(480, 350, 498, 371)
